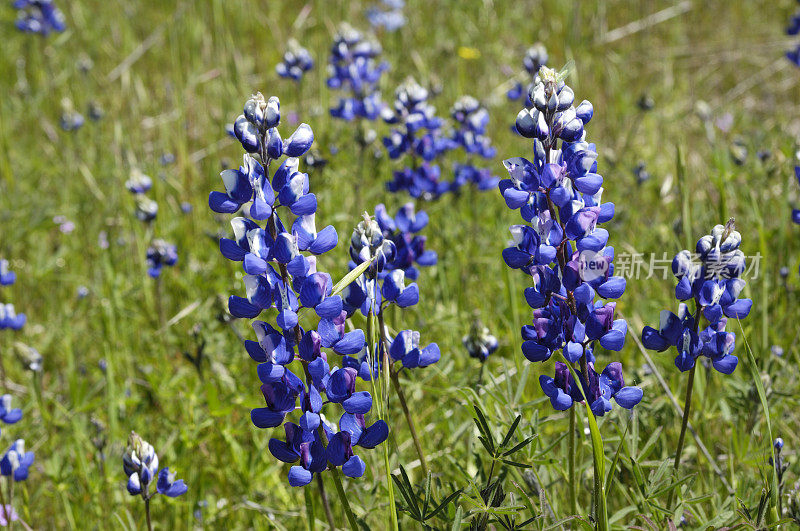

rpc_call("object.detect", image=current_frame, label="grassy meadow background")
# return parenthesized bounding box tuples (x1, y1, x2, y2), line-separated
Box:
(1, 0, 800, 528)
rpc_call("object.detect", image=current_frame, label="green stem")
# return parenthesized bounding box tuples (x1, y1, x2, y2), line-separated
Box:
(144, 497, 152, 531)
(330, 468, 358, 530)
(315, 475, 335, 530)
(304, 487, 316, 531)
(666, 364, 696, 512)
(389, 370, 428, 476)
(568, 405, 577, 517)
(378, 309, 429, 476)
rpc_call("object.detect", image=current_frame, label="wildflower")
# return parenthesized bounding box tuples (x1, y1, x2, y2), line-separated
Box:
(327, 24, 388, 122)
(123, 431, 187, 504)
(463, 319, 498, 362)
(0, 261, 15, 287)
(507, 44, 548, 103)
(0, 440, 34, 482)
(0, 305, 25, 331)
(0, 505, 18, 527)
(126, 170, 153, 195)
(383, 78, 455, 199)
(642, 220, 751, 374)
(210, 93, 388, 487)
(277, 39, 315, 82)
(448, 96, 499, 192)
(135, 196, 158, 222)
(499, 64, 641, 415)
(13, 0, 65, 35)
(372, 203, 436, 279)
(633, 162, 650, 185)
(366, 0, 406, 32)
(0, 396, 22, 428)
(53, 215, 75, 234)
(88, 101, 104, 121)
(146, 240, 178, 278)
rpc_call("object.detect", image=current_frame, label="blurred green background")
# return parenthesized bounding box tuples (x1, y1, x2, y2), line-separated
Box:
(1, 0, 799, 528)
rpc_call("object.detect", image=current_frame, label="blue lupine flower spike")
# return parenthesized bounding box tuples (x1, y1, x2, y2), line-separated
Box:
(13, 0, 66, 35)
(642, 219, 750, 374)
(209, 93, 388, 495)
(499, 63, 642, 416)
(123, 431, 187, 525)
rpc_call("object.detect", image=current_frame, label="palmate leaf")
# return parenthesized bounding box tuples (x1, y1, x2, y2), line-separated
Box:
(427, 489, 462, 520)
(472, 404, 495, 453)
(499, 415, 521, 450)
(501, 434, 536, 458)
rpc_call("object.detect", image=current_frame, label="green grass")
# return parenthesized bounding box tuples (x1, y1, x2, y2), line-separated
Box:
(1, 0, 800, 528)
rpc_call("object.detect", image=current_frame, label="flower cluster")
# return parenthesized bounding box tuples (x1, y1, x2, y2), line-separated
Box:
(641, 220, 752, 374)
(506, 44, 548, 103)
(126, 168, 177, 278)
(123, 432, 187, 499)
(500, 65, 642, 416)
(13, 0, 65, 35)
(210, 93, 389, 487)
(366, 0, 406, 32)
(346, 213, 440, 373)
(0, 395, 33, 487)
(462, 319, 498, 362)
(0, 260, 25, 331)
(327, 24, 388, 121)
(146, 239, 178, 279)
(787, 5, 800, 67)
(276, 39, 314, 82)
(372, 203, 437, 280)
(382, 78, 453, 199)
(793, 166, 800, 227)
(60, 99, 84, 132)
(449, 96, 499, 192)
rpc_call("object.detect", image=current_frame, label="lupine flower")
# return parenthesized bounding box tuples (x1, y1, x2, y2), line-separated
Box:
(793, 166, 800, 227)
(372, 203, 437, 280)
(277, 39, 315, 82)
(0, 505, 18, 527)
(327, 24, 388, 121)
(0, 396, 23, 429)
(0, 261, 15, 287)
(0, 263, 25, 332)
(788, 6, 800, 66)
(0, 305, 25, 331)
(642, 220, 751, 374)
(126, 170, 153, 195)
(0, 440, 34, 482)
(60, 110, 84, 132)
(53, 215, 75, 234)
(507, 44, 548, 103)
(366, 0, 406, 32)
(499, 64, 642, 416)
(19, 346, 42, 372)
(123, 432, 187, 498)
(210, 93, 388, 487)
(539, 359, 642, 415)
(146, 240, 178, 278)
(449, 96, 499, 192)
(463, 319, 498, 362)
(633, 161, 651, 185)
(135, 196, 158, 222)
(13, 0, 65, 35)
(383, 78, 455, 199)
(88, 101, 104, 121)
